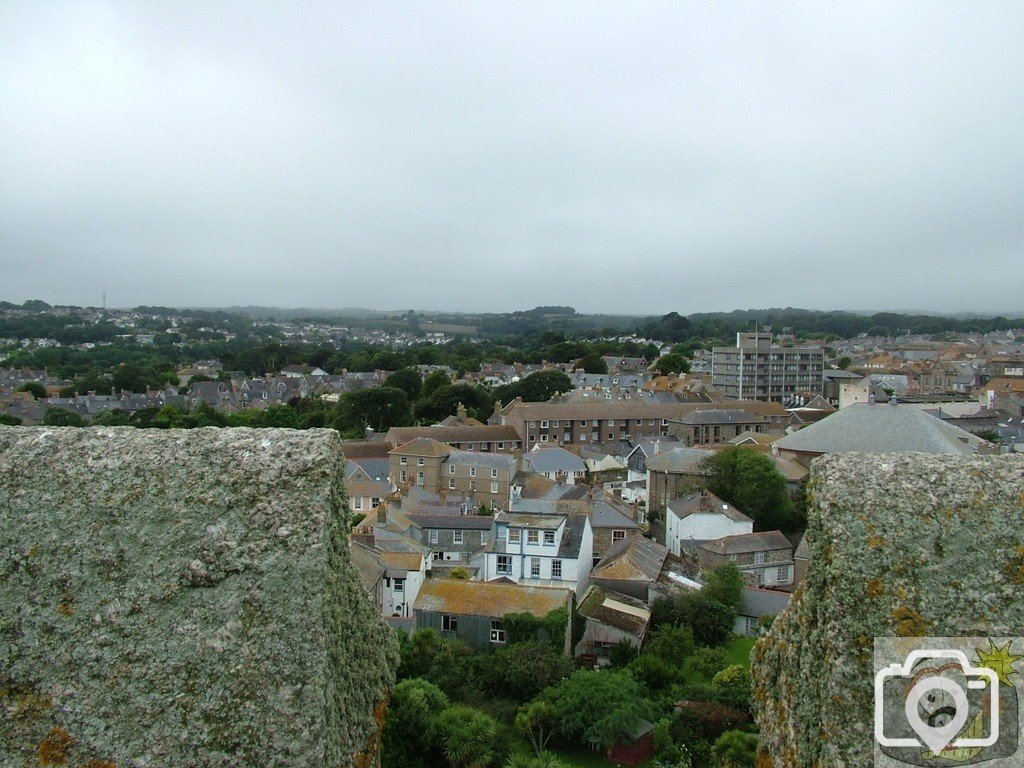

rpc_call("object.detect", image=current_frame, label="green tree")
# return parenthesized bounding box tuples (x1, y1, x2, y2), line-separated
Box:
(644, 624, 695, 665)
(388, 367, 424, 401)
(333, 386, 412, 435)
(482, 642, 574, 702)
(711, 730, 758, 767)
(0, 414, 22, 426)
(43, 408, 86, 427)
(574, 352, 608, 374)
(539, 669, 649, 749)
(653, 353, 691, 376)
(434, 705, 501, 768)
(675, 592, 736, 647)
(515, 701, 557, 757)
(701, 447, 797, 531)
(701, 563, 744, 612)
(382, 678, 449, 768)
(689, 647, 733, 679)
(16, 381, 46, 399)
(421, 369, 453, 399)
(91, 410, 132, 426)
(837, 356, 852, 370)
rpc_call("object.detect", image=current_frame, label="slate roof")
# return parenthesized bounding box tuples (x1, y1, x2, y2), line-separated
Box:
(672, 409, 765, 426)
(414, 579, 570, 618)
(739, 586, 791, 618)
(700, 530, 792, 556)
(523, 446, 587, 473)
(406, 513, 494, 530)
(645, 446, 714, 473)
(389, 437, 452, 458)
(773, 403, 985, 455)
(577, 585, 651, 637)
(668, 491, 752, 523)
(444, 451, 518, 470)
(592, 535, 668, 582)
(385, 424, 521, 445)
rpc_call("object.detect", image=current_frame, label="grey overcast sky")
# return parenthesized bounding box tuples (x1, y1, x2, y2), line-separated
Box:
(1, 2, 1023, 315)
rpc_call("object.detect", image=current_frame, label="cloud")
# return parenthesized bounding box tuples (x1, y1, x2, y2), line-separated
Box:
(1, 1, 1022, 314)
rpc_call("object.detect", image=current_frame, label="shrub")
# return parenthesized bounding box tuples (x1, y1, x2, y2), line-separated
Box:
(689, 647, 732, 680)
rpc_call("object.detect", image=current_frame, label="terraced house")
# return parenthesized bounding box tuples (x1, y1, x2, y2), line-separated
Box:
(388, 436, 520, 509)
(483, 511, 594, 595)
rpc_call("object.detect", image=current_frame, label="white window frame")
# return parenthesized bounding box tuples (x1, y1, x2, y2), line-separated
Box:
(612, 529, 626, 542)
(776, 566, 790, 581)
(551, 559, 562, 579)
(469, 466, 477, 477)
(754, 552, 766, 565)
(490, 619, 506, 643)
(490, 482, 498, 493)
(449, 464, 455, 474)
(428, 529, 438, 544)
(496, 555, 512, 574)
(442, 614, 458, 632)
(454, 530, 464, 544)
(541, 420, 548, 428)
(417, 457, 424, 466)
(527, 529, 539, 545)
(400, 457, 408, 465)
(530, 557, 541, 578)
(543, 530, 556, 546)
(490, 468, 498, 478)
(509, 528, 521, 544)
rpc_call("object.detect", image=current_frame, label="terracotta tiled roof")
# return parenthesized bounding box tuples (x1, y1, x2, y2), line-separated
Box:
(385, 424, 520, 446)
(389, 437, 453, 458)
(380, 551, 424, 571)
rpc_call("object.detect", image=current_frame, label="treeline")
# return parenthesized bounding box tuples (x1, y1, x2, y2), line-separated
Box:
(643, 308, 1024, 344)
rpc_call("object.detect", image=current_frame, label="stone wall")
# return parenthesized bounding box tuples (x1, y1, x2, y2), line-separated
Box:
(752, 452, 1024, 766)
(0, 426, 398, 767)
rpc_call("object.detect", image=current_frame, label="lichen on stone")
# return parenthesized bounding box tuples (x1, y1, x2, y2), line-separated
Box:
(752, 452, 1024, 766)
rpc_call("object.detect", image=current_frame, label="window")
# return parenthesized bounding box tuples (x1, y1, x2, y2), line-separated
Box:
(454, 530, 464, 544)
(607, 419, 614, 426)
(608, 433, 614, 440)
(442, 615, 458, 632)
(496, 555, 512, 574)
(497, 442, 504, 449)
(466, 443, 473, 450)
(400, 457, 408, 465)
(564, 434, 571, 442)
(470, 480, 476, 491)
(728, 553, 737, 562)
(399, 470, 407, 482)
(469, 466, 477, 477)
(636, 419, 642, 426)
(490, 619, 506, 643)
(776, 566, 790, 581)
(530, 557, 541, 578)
(744, 616, 758, 636)
(527, 530, 539, 545)
(551, 559, 562, 579)
(417, 471, 424, 485)
(491, 468, 498, 478)
(543, 530, 556, 546)
(754, 552, 765, 565)
(581, 420, 588, 427)
(541, 420, 548, 428)
(393, 578, 405, 593)
(428, 529, 438, 544)
(353, 496, 363, 511)
(551, 420, 559, 427)
(417, 457, 424, 466)
(449, 477, 456, 489)
(612, 529, 626, 542)
(490, 482, 498, 493)
(509, 527, 521, 543)
(448, 464, 455, 475)
(580, 435, 587, 442)
(540, 435, 548, 443)
(648, 419, 655, 426)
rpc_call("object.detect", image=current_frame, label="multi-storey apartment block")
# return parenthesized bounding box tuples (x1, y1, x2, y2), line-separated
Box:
(711, 333, 824, 402)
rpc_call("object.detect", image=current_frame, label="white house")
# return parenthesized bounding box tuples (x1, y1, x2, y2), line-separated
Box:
(482, 511, 594, 595)
(380, 551, 427, 619)
(665, 489, 753, 556)
(523, 445, 587, 484)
